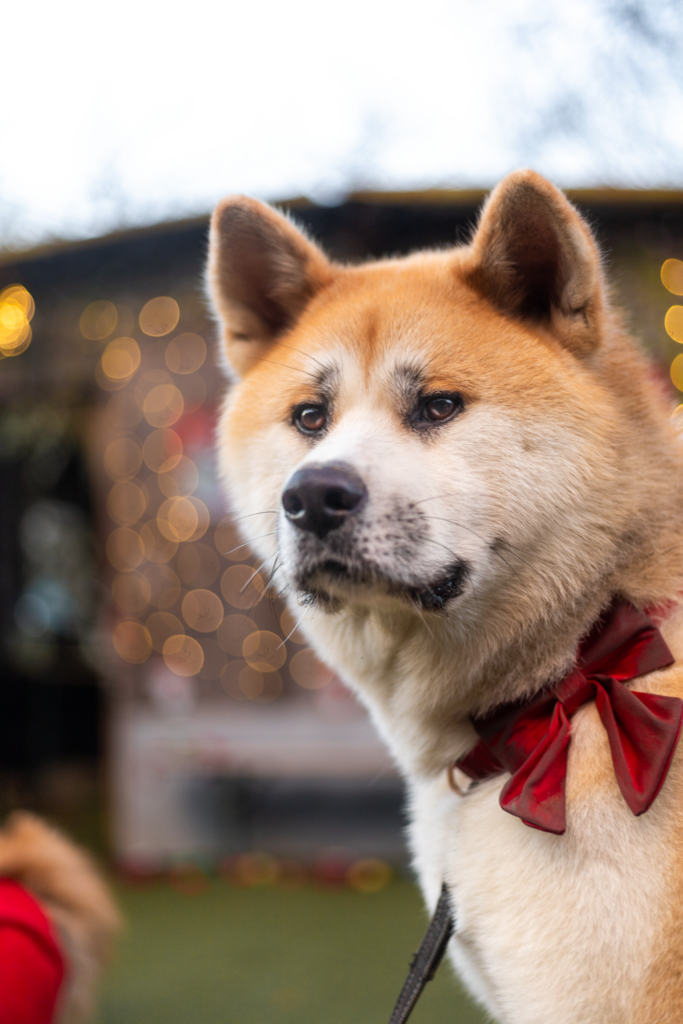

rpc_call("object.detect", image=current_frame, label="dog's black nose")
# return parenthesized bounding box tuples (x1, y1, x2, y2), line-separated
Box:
(282, 462, 367, 539)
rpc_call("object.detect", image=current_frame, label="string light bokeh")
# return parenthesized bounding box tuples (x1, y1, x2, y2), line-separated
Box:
(88, 294, 328, 705)
(0, 286, 34, 358)
(664, 259, 683, 412)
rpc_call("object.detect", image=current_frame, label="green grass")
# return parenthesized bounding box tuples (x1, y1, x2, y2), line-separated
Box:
(97, 878, 488, 1024)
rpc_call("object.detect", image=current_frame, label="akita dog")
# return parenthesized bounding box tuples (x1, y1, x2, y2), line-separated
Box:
(207, 170, 683, 1023)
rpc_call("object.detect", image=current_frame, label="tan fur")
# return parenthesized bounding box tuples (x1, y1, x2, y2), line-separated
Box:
(0, 812, 122, 1023)
(208, 170, 683, 1022)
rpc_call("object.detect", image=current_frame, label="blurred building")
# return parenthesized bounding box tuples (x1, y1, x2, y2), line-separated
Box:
(1, 188, 682, 866)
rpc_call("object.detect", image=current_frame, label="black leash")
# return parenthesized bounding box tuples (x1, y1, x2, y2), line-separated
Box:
(386, 883, 455, 1024)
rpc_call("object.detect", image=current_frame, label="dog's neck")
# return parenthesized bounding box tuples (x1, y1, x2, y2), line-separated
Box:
(300, 559, 682, 779)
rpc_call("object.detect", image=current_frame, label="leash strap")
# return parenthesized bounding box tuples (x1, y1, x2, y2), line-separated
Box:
(387, 883, 455, 1024)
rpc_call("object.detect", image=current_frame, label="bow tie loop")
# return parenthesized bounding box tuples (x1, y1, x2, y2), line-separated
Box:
(454, 599, 681, 835)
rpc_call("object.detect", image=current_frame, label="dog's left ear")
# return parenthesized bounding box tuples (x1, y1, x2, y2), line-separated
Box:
(467, 170, 605, 356)
(207, 197, 335, 377)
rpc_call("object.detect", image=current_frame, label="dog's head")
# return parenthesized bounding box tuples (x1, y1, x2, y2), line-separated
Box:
(207, 171, 669, 638)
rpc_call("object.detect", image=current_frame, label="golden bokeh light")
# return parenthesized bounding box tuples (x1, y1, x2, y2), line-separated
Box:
(101, 337, 141, 381)
(665, 306, 683, 344)
(140, 367, 172, 387)
(157, 496, 205, 542)
(216, 614, 259, 656)
(139, 520, 178, 563)
(280, 607, 307, 646)
(165, 332, 207, 374)
(177, 543, 220, 587)
(163, 634, 204, 676)
(181, 588, 225, 632)
(290, 648, 335, 689)
(104, 437, 143, 481)
(146, 611, 185, 653)
(106, 527, 145, 571)
(235, 663, 282, 702)
(242, 630, 287, 672)
(0, 326, 32, 358)
(1, 285, 35, 321)
(671, 353, 683, 392)
(113, 621, 152, 664)
(346, 859, 393, 894)
(143, 384, 184, 428)
(197, 639, 227, 680)
(96, 361, 125, 391)
(220, 565, 265, 609)
(142, 427, 183, 473)
(673, 404, 683, 421)
(0, 286, 33, 356)
(214, 517, 251, 562)
(662, 259, 683, 297)
(143, 563, 181, 609)
(105, 391, 142, 432)
(139, 297, 180, 337)
(112, 572, 152, 615)
(80, 300, 117, 340)
(158, 455, 199, 498)
(177, 373, 207, 414)
(107, 480, 147, 526)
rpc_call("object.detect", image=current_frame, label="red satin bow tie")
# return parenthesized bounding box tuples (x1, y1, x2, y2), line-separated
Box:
(454, 599, 682, 835)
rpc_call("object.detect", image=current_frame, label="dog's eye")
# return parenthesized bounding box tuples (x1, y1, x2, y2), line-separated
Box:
(419, 394, 464, 425)
(294, 405, 327, 435)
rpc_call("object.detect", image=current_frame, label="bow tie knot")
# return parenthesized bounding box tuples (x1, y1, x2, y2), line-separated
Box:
(455, 600, 682, 835)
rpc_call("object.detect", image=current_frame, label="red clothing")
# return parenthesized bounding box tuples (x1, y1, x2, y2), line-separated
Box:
(0, 878, 65, 1024)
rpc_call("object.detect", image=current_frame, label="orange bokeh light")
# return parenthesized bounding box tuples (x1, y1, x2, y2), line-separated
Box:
(666, 306, 683, 345)
(662, 259, 683, 297)
(181, 588, 224, 632)
(158, 455, 199, 498)
(107, 480, 147, 526)
(214, 517, 252, 562)
(106, 527, 145, 571)
(140, 297, 180, 337)
(242, 630, 287, 672)
(165, 332, 207, 374)
(146, 611, 185, 653)
(139, 520, 178, 564)
(101, 337, 141, 381)
(220, 564, 265, 609)
(142, 427, 183, 473)
(289, 648, 334, 689)
(142, 564, 181, 609)
(216, 614, 259, 656)
(280, 607, 307, 645)
(157, 496, 209, 543)
(112, 572, 151, 615)
(104, 437, 143, 481)
(113, 621, 152, 664)
(163, 634, 204, 676)
(80, 300, 117, 340)
(143, 384, 184, 428)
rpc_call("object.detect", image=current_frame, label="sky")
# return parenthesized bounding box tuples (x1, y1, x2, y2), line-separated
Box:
(2, 0, 683, 249)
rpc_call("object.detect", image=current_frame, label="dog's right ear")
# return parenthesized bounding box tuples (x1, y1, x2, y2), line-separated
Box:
(207, 198, 334, 377)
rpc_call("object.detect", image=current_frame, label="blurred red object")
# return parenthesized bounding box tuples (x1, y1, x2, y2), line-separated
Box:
(0, 878, 65, 1024)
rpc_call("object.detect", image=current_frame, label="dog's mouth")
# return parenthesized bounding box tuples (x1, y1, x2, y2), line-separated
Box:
(295, 557, 469, 612)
